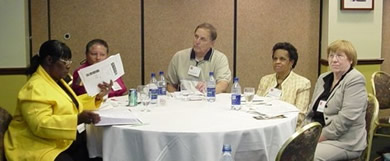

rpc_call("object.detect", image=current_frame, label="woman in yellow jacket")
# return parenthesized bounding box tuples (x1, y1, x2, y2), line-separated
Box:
(4, 40, 111, 161)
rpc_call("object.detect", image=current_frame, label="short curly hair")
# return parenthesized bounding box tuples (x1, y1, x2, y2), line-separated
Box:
(272, 42, 298, 69)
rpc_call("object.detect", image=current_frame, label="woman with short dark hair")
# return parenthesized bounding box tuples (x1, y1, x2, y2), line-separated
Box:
(72, 39, 127, 97)
(256, 42, 311, 129)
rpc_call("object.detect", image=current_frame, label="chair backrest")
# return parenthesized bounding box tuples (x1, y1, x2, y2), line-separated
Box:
(0, 107, 12, 161)
(275, 122, 322, 161)
(360, 94, 380, 161)
(371, 71, 390, 110)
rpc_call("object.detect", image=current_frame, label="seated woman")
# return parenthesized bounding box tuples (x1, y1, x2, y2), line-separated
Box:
(4, 40, 111, 161)
(256, 42, 311, 128)
(306, 40, 367, 160)
(72, 39, 127, 97)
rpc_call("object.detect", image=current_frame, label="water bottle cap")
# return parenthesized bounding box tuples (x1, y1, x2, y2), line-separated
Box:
(159, 71, 164, 75)
(222, 144, 232, 152)
(151, 73, 155, 77)
(209, 72, 214, 76)
(234, 77, 239, 82)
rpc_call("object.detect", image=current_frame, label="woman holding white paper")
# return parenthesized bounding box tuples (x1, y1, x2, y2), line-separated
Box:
(72, 39, 127, 97)
(4, 40, 111, 161)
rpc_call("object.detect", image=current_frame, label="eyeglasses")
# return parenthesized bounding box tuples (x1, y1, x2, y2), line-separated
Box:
(59, 58, 72, 66)
(328, 53, 347, 60)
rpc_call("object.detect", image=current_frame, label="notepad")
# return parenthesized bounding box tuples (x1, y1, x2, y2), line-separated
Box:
(94, 107, 143, 126)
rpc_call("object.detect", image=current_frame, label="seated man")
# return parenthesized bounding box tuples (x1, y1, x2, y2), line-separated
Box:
(166, 23, 231, 94)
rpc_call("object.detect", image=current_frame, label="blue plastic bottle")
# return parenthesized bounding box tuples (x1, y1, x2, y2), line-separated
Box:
(158, 71, 167, 95)
(207, 72, 216, 102)
(149, 73, 158, 104)
(221, 144, 234, 161)
(231, 77, 241, 110)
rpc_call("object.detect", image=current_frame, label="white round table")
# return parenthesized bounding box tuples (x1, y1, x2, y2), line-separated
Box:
(87, 93, 298, 161)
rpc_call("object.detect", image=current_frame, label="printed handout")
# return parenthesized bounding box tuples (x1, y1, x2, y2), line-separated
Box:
(78, 53, 124, 96)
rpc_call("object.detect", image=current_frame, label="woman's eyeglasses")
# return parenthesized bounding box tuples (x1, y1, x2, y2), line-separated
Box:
(59, 59, 72, 66)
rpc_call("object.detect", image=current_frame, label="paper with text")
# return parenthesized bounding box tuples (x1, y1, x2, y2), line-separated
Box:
(94, 108, 143, 126)
(78, 53, 124, 96)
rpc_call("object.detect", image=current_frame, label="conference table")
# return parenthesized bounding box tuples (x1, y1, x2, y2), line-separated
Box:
(87, 93, 299, 161)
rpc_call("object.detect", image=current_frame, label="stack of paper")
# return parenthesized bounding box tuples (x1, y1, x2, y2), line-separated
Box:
(94, 108, 142, 126)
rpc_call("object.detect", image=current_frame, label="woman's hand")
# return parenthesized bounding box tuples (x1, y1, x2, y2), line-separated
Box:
(96, 80, 113, 100)
(318, 135, 327, 142)
(78, 110, 101, 124)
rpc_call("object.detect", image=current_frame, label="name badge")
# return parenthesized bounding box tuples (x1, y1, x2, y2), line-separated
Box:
(77, 123, 86, 133)
(266, 88, 282, 99)
(111, 81, 122, 91)
(188, 65, 201, 77)
(317, 100, 327, 112)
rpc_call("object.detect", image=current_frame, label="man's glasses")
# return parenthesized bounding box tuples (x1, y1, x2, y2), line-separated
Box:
(59, 58, 72, 66)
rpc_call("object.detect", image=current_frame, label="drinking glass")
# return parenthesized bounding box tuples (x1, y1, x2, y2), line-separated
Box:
(180, 82, 190, 101)
(244, 87, 255, 107)
(136, 85, 144, 103)
(138, 85, 151, 112)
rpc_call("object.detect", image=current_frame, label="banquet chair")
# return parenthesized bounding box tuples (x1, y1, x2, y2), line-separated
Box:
(348, 94, 379, 161)
(371, 71, 390, 138)
(0, 107, 12, 161)
(275, 122, 322, 161)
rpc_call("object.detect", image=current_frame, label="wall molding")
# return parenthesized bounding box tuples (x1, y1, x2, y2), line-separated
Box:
(0, 68, 27, 75)
(320, 58, 385, 66)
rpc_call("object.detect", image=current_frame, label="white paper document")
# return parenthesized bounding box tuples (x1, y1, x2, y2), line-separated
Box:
(250, 100, 299, 117)
(78, 53, 125, 96)
(94, 108, 143, 126)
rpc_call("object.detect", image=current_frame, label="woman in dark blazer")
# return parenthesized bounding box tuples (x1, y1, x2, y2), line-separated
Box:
(306, 40, 367, 160)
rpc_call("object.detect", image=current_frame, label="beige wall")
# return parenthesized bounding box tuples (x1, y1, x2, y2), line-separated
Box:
(0, 0, 29, 114)
(237, 0, 320, 90)
(0, 0, 29, 68)
(28, 0, 320, 91)
(49, 0, 142, 88)
(143, 0, 234, 85)
(320, 0, 384, 94)
(382, 0, 390, 73)
(30, 0, 48, 54)
(322, 0, 383, 59)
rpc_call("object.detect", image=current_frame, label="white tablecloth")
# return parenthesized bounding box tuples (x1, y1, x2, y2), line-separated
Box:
(87, 93, 298, 161)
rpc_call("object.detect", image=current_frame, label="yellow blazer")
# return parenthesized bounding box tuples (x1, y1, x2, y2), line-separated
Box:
(4, 66, 101, 161)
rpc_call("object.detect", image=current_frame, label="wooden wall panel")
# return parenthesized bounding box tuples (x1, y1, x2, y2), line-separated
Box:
(382, 0, 390, 73)
(144, 0, 234, 83)
(50, 0, 141, 88)
(237, 0, 320, 92)
(31, 0, 322, 92)
(30, 0, 48, 55)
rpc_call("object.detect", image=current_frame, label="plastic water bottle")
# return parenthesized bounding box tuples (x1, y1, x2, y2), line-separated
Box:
(220, 144, 234, 161)
(207, 72, 216, 102)
(158, 71, 167, 95)
(149, 73, 158, 104)
(231, 77, 241, 110)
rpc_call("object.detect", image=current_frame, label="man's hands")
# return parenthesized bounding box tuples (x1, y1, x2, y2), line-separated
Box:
(195, 81, 206, 93)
